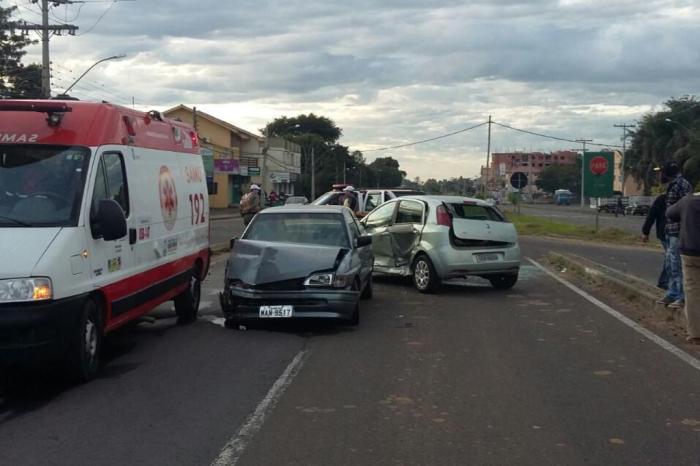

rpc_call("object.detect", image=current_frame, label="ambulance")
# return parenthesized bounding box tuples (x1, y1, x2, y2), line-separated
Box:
(0, 100, 210, 381)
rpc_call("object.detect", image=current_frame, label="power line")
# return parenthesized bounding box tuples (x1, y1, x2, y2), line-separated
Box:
(491, 121, 623, 148)
(77, 0, 117, 36)
(359, 121, 489, 152)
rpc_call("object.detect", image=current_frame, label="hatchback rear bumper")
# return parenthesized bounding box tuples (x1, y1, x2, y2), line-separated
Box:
(430, 244, 521, 278)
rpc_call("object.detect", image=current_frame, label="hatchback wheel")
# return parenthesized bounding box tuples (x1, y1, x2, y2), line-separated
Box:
(413, 254, 439, 293)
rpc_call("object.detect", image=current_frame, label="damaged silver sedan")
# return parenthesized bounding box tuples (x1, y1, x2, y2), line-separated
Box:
(219, 206, 373, 327)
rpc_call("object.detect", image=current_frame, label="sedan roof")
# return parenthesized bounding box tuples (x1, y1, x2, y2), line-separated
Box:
(259, 205, 350, 215)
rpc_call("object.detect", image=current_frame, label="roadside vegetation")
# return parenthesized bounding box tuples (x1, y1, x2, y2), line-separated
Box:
(506, 212, 654, 246)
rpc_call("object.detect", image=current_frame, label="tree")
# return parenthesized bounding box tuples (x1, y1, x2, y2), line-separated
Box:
(265, 114, 342, 144)
(1, 5, 40, 98)
(627, 96, 700, 193)
(535, 162, 581, 194)
(368, 157, 405, 188)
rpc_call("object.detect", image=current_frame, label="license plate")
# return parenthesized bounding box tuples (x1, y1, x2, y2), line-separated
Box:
(259, 305, 294, 318)
(475, 253, 501, 263)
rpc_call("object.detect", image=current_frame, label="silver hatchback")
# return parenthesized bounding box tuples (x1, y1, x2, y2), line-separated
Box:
(360, 196, 521, 292)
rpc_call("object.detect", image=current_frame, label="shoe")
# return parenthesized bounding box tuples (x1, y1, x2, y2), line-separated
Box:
(686, 337, 700, 345)
(668, 300, 685, 309)
(656, 296, 674, 305)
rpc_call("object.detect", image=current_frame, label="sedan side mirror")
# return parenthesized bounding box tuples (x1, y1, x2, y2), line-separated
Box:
(95, 199, 127, 241)
(356, 235, 372, 248)
(229, 236, 238, 250)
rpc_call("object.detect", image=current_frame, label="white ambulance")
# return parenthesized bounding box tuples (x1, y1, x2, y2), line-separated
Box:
(0, 100, 210, 381)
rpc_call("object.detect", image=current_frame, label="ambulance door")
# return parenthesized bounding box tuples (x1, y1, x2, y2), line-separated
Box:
(86, 151, 134, 309)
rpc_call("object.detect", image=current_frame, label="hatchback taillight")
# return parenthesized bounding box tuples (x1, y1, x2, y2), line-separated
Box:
(436, 205, 452, 227)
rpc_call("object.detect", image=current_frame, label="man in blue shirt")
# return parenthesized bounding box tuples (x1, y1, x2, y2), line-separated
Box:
(658, 161, 693, 309)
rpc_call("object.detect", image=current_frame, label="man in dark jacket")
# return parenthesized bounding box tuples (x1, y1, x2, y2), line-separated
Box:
(667, 192, 700, 344)
(642, 194, 668, 289)
(658, 161, 693, 309)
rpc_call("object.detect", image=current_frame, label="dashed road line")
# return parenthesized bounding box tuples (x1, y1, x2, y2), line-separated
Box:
(211, 350, 309, 466)
(528, 257, 700, 372)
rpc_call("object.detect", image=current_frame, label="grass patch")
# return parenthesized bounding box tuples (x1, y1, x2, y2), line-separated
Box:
(507, 213, 642, 245)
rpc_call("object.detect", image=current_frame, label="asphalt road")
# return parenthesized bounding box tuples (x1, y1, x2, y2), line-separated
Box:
(516, 204, 647, 236)
(520, 236, 665, 286)
(2, 222, 699, 465)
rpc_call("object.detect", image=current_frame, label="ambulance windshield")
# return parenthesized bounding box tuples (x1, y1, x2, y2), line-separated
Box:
(0, 145, 90, 227)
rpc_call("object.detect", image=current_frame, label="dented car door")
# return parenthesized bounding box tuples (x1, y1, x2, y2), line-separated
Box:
(361, 201, 397, 269)
(387, 200, 425, 267)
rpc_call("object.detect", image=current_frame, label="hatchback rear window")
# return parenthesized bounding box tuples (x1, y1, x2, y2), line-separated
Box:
(448, 203, 504, 222)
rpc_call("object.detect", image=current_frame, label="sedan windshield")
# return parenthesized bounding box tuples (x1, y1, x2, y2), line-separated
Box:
(244, 212, 350, 248)
(0, 145, 90, 227)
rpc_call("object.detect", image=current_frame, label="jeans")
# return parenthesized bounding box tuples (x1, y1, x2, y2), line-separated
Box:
(665, 235, 684, 301)
(658, 238, 669, 290)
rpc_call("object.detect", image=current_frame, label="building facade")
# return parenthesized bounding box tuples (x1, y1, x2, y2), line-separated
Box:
(163, 105, 262, 208)
(485, 150, 579, 194)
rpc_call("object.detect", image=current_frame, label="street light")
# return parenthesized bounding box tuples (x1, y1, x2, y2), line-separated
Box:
(60, 54, 126, 96)
(665, 118, 691, 132)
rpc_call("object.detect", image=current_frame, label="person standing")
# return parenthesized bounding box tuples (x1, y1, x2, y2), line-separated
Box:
(666, 191, 700, 344)
(342, 186, 358, 212)
(240, 184, 262, 226)
(642, 194, 668, 290)
(658, 161, 693, 309)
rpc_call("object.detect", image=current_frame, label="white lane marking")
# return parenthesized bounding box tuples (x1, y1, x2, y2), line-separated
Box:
(528, 257, 700, 372)
(211, 350, 308, 466)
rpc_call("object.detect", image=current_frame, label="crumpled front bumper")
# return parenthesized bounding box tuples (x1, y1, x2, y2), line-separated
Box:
(219, 287, 359, 321)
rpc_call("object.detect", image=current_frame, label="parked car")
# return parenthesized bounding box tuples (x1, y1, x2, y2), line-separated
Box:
(360, 196, 521, 293)
(625, 203, 650, 216)
(219, 206, 373, 327)
(284, 195, 309, 205)
(313, 188, 425, 216)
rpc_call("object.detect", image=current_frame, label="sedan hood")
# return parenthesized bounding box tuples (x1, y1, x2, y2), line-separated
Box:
(0, 227, 61, 278)
(225, 240, 347, 285)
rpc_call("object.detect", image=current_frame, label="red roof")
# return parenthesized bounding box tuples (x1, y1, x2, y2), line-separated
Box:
(0, 100, 199, 154)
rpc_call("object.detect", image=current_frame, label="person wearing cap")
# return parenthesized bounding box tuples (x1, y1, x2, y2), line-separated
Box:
(666, 190, 700, 344)
(658, 161, 693, 309)
(342, 186, 358, 212)
(240, 184, 263, 226)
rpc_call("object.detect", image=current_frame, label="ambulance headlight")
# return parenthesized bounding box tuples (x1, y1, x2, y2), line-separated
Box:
(0, 278, 53, 303)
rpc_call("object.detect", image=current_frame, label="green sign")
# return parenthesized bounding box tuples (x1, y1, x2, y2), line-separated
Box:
(200, 147, 214, 177)
(583, 151, 614, 198)
(248, 167, 261, 176)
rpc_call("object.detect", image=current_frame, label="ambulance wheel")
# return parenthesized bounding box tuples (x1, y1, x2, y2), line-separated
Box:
(65, 297, 102, 383)
(175, 267, 201, 323)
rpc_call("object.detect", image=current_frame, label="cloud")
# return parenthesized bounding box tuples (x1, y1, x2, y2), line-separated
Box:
(16, 0, 700, 180)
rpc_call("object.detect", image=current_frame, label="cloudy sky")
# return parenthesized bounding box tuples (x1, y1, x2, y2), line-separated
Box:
(13, 0, 700, 180)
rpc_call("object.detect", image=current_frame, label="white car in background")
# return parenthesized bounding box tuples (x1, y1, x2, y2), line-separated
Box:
(360, 195, 521, 292)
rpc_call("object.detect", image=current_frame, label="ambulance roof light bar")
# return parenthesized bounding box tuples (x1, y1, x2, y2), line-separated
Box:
(0, 101, 73, 127)
(0, 101, 73, 114)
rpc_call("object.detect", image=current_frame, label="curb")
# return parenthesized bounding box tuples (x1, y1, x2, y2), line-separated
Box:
(211, 215, 240, 221)
(546, 252, 686, 327)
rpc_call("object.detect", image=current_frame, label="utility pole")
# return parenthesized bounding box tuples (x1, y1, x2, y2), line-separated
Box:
(576, 139, 593, 208)
(613, 123, 635, 195)
(483, 115, 492, 196)
(18, 0, 78, 98)
(311, 146, 316, 201)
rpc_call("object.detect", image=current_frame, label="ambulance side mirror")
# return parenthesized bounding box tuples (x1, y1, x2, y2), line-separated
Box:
(94, 200, 127, 241)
